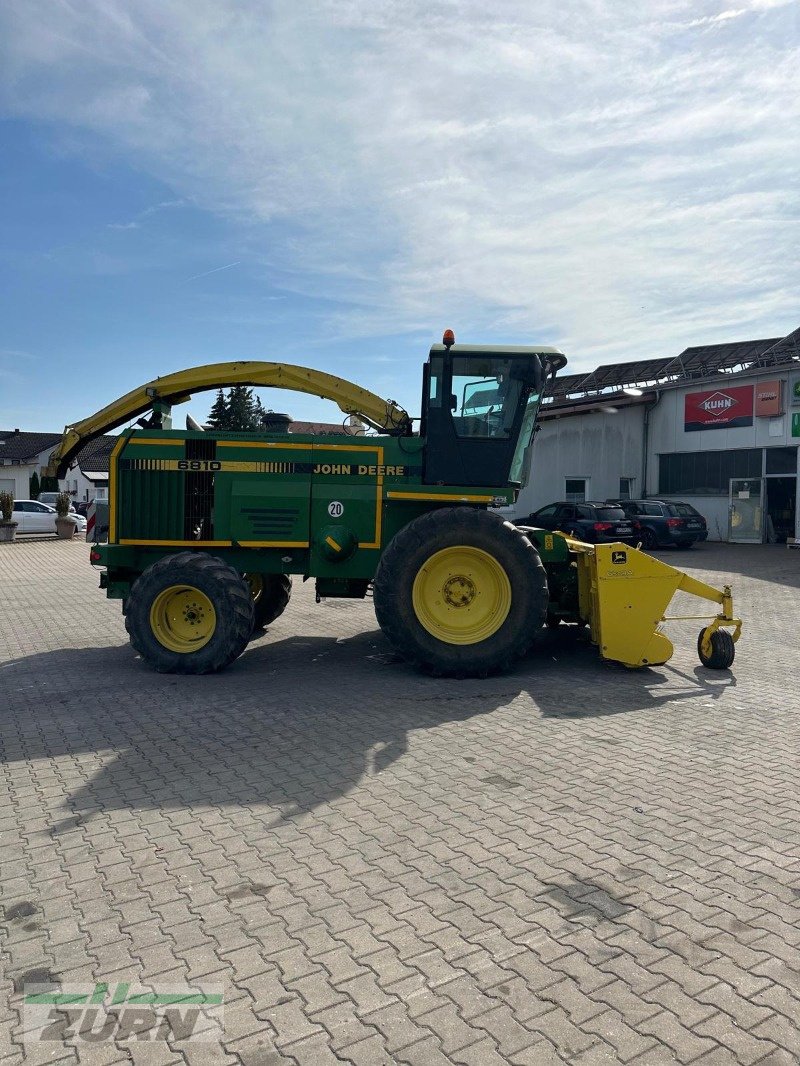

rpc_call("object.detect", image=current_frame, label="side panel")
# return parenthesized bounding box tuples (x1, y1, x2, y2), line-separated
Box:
(216, 439, 312, 547)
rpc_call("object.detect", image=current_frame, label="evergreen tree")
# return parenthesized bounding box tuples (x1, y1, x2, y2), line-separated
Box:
(254, 396, 274, 429)
(206, 389, 229, 430)
(227, 385, 260, 430)
(29, 471, 41, 499)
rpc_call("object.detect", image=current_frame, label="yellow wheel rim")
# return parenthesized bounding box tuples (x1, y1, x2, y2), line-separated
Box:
(245, 572, 263, 602)
(149, 585, 216, 654)
(412, 546, 512, 645)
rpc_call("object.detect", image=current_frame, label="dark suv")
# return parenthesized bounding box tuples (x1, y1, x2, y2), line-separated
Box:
(610, 499, 708, 550)
(517, 502, 637, 544)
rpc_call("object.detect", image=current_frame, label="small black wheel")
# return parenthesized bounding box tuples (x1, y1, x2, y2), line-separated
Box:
(697, 628, 735, 670)
(245, 573, 292, 631)
(126, 552, 254, 674)
(641, 528, 658, 550)
(374, 507, 548, 677)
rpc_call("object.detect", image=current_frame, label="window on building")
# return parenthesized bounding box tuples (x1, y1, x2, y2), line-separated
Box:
(659, 449, 761, 495)
(565, 478, 587, 502)
(618, 477, 634, 500)
(765, 447, 798, 475)
(94, 487, 108, 501)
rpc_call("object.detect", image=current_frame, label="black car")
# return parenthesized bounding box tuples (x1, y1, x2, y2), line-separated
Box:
(609, 499, 708, 550)
(517, 501, 637, 544)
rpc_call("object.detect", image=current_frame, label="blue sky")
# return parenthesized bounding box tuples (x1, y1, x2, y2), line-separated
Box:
(1, 0, 798, 432)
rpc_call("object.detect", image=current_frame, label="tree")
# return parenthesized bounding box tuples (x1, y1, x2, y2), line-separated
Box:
(206, 389, 230, 430)
(227, 385, 260, 430)
(29, 471, 41, 499)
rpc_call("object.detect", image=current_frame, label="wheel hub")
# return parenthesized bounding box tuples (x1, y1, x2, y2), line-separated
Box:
(442, 574, 477, 608)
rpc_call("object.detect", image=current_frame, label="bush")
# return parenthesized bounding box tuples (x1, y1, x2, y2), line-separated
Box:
(55, 491, 72, 518)
(0, 491, 13, 522)
(29, 471, 41, 499)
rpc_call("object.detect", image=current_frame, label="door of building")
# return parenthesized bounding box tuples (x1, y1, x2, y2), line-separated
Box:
(728, 478, 764, 543)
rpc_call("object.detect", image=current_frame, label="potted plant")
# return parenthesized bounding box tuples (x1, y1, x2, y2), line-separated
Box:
(55, 491, 77, 540)
(0, 491, 17, 543)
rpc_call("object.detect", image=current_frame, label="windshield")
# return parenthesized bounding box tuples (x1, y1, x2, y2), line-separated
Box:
(509, 391, 543, 487)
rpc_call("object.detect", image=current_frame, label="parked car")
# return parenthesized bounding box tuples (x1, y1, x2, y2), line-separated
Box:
(608, 499, 708, 550)
(516, 501, 637, 544)
(72, 500, 91, 517)
(12, 500, 87, 534)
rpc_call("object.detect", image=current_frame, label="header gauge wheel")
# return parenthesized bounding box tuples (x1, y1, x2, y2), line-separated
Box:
(374, 508, 548, 677)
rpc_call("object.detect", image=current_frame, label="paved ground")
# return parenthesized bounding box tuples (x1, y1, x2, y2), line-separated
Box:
(1, 538, 799, 1065)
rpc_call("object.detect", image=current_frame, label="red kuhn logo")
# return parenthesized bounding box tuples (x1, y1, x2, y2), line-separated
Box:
(698, 392, 737, 415)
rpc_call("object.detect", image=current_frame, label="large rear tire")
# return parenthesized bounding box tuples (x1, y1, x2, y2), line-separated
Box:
(126, 552, 254, 674)
(373, 508, 548, 677)
(246, 573, 292, 631)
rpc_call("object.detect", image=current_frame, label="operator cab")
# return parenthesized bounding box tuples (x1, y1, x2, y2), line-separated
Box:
(420, 332, 566, 489)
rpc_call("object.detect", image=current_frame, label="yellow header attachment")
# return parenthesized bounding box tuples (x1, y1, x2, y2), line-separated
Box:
(47, 360, 412, 477)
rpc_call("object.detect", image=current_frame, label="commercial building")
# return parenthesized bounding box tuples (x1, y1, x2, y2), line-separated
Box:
(515, 325, 800, 543)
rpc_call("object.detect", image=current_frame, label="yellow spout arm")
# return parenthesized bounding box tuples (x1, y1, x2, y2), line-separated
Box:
(46, 360, 412, 476)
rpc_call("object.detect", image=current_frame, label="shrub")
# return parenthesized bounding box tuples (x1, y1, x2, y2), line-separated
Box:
(0, 491, 13, 523)
(55, 491, 72, 518)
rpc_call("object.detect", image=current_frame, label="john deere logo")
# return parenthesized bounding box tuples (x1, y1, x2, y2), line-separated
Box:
(612, 550, 627, 564)
(698, 392, 736, 414)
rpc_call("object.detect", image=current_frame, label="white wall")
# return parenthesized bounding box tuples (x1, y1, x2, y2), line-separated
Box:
(514, 404, 646, 518)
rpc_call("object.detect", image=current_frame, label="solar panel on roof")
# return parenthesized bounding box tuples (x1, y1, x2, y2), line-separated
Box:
(544, 326, 799, 409)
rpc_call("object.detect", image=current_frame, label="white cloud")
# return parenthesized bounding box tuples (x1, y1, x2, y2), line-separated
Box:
(1, 0, 798, 370)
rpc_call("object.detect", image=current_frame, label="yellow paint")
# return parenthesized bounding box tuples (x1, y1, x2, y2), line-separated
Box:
(108, 434, 126, 544)
(325, 535, 342, 552)
(149, 584, 216, 654)
(128, 438, 184, 447)
(237, 540, 309, 549)
(411, 545, 512, 646)
(218, 440, 313, 450)
(387, 491, 494, 503)
(120, 539, 232, 547)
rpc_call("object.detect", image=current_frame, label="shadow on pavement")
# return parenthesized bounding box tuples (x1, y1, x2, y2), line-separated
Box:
(651, 541, 800, 589)
(0, 623, 731, 829)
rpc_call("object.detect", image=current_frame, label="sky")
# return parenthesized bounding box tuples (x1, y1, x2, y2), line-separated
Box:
(1, 0, 798, 432)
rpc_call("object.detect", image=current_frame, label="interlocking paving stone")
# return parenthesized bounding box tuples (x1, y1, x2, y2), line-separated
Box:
(2, 539, 800, 1064)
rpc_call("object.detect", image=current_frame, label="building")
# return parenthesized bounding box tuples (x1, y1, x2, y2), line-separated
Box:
(0, 430, 115, 502)
(515, 325, 800, 543)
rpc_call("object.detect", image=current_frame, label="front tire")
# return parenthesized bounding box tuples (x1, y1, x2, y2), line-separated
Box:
(126, 552, 254, 674)
(373, 508, 548, 677)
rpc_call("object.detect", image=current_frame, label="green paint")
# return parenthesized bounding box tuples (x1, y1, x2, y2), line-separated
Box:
(792, 412, 800, 437)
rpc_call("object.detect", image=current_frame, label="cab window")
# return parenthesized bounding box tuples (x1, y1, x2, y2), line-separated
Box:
(451, 356, 524, 440)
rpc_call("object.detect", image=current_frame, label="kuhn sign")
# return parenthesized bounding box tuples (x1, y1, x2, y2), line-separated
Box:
(684, 385, 754, 431)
